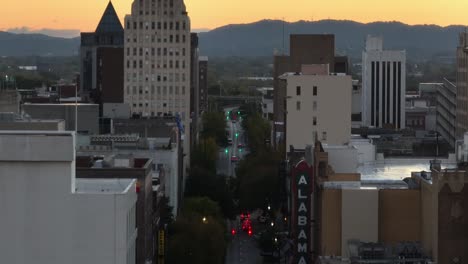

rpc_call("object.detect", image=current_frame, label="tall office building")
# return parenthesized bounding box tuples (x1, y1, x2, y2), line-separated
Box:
(124, 0, 191, 160)
(124, 0, 190, 119)
(362, 36, 406, 129)
(80, 2, 124, 106)
(456, 32, 468, 139)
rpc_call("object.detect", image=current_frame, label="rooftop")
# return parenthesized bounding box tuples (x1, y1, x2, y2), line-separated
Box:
(74, 178, 135, 194)
(357, 158, 456, 181)
(95, 2, 123, 33)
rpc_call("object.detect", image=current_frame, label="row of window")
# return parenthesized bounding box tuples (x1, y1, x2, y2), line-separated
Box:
(126, 72, 187, 82)
(296, 85, 318, 96)
(135, 0, 182, 16)
(127, 47, 186, 57)
(126, 59, 186, 69)
(126, 86, 186, 95)
(295, 101, 317, 111)
(132, 102, 187, 108)
(127, 20, 187, 31)
(131, 111, 187, 120)
(126, 34, 187, 44)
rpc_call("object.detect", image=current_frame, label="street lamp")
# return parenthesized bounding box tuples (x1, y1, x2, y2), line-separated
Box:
(270, 222, 275, 227)
(202, 217, 207, 224)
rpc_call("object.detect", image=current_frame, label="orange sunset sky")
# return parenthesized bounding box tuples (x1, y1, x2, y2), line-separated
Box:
(1, 0, 468, 35)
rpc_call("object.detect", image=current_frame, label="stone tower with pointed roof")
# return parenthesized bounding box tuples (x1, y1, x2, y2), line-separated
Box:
(80, 2, 124, 107)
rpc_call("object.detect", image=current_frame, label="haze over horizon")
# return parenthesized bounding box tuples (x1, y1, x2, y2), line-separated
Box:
(1, 0, 468, 38)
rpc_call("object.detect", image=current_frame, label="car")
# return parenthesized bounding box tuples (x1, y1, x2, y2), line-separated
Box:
(237, 143, 244, 148)
(231, 156, 240, 162)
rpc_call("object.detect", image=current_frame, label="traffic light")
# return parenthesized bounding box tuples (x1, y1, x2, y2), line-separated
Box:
(231, 229, 236, 236)
(235, 133, 239, 138)
(225, 148, 229, 155)
(237, 111, 240, 115)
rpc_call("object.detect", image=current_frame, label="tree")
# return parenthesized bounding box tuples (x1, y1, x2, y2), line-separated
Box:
(242, 112, 271, 154)
(201, 112, 228, 146)
(191, 137, 219, 173)
(236, 150, 282, 211)
(185, 166, 236, 219)
(167, 197, 226, 264)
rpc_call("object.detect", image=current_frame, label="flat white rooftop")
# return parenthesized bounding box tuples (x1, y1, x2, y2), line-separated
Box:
(75, 179, 136, 194)
(358, 158, 456, 180)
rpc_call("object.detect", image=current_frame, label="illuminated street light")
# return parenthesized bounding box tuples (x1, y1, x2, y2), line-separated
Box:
(202, 217, 207, 223)
(270, 222, 274, 227)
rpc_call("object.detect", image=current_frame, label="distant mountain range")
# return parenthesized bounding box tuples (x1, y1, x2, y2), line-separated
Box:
(0, 31, 79, 57)
(198, 20, 465, 61)
(0, 20, 465, 60)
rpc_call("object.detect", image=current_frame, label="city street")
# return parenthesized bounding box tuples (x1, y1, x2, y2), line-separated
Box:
(226, 217, 262, 264)
(217, 108, 247, 177)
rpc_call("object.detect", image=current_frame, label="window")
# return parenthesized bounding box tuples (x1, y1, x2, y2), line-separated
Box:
(313, 86, 318, 96)
(322, 132, 327, 141)
(296, 86, 301, 96)
(313, 117, 317, 126)
(313, 101, 317, 111)
(296, 101, 301, 111)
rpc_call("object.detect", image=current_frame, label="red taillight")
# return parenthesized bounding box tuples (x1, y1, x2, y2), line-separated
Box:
(248, 229, 252, 236)
(247, 214, 251, 219)
(231, 229, 236, 235)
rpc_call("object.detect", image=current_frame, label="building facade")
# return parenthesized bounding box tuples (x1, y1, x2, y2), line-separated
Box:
(124, 0, 191, 162)
(80, 2, 124, 105)
(77, 156, 154, 264)
(124, 0, 190, 120)
(198, 56, 208, 113)
(283, 70, 352, 150)
(437, 79, 457, 148)
(362, 36, 406, 130)
(456, 32, 468, 139)
(273, 35, 348, 149)
(0, 131, 138, 264)
(22, 103, 99, 134)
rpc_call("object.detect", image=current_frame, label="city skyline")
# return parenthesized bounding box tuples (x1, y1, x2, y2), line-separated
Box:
(2, 0, 468, 38)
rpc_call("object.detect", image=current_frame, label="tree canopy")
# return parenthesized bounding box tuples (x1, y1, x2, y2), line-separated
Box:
(167, 197, 226, 264)
(201, 112, 228, 146)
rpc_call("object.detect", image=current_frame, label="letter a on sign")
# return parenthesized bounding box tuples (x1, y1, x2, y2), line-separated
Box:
(298, 229, 307, 239)
(298, 175, 308, 185)
(298, 256, 307, 264)
(298, 202, 307, 212)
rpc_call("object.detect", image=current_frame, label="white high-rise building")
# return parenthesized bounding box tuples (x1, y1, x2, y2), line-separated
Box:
(124, 0, 191, 147)
(362, 36, 406, 129)
(0, 131, 137, 264)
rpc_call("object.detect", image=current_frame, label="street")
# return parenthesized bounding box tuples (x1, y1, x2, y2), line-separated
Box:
(225, 216, 262, 264)
(217, 108, 247, 177)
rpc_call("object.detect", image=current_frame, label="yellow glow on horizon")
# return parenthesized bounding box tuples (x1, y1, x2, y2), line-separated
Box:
(0, 0, 468, 33)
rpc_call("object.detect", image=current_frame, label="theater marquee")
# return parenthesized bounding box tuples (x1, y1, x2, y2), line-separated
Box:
(291, 160, 313, 264)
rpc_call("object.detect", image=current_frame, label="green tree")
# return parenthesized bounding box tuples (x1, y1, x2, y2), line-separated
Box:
(201, 112, 228, 146)
(185, 166, 236, 219)
(191, 137, 219, 173)
(236, 150, 282, 211)
(242, 112, 271, 154)
(167, 197, 226, 264)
